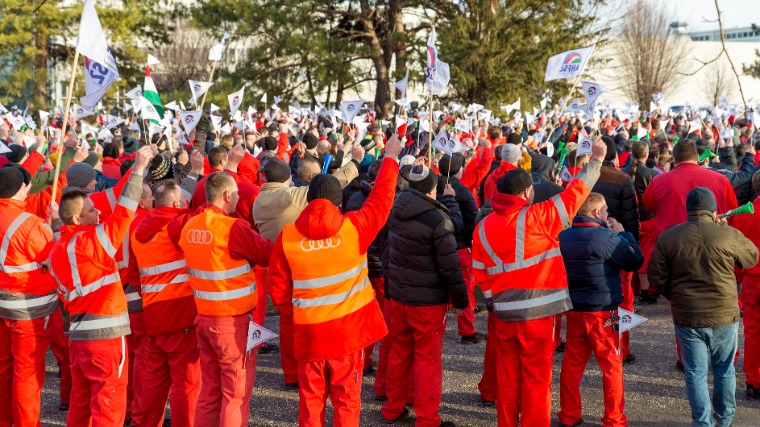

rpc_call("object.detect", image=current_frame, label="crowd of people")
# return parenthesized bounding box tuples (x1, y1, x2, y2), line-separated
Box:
(0, 102, 759, 427)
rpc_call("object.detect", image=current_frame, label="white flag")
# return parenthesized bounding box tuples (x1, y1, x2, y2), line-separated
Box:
(425, 27, 450, 96)
(544, 45, 595, 82)
(260, 93, 267, 104)
(560, 166, 573, 182)
(581, 81, 606, 105)
(501, 98, 520, 114)
(140, 96, 161, 121)
(164, 101, 179, 111)
(81, 57, 117, 110)
(0, 141, 11, 154)
(72, 104, 95, 121)
(179, 110, 202, 132)
(433, 129, 449, 154)
(126, 86, 142, 101)
(76, 0, 118, 75)
(227, 86, 245, 117)
(148, 123, 165, 140)
(147, 54, 161, 66)
(208, 32, 230, 62)
(209, 103, 220, 113)
(247, 320, 278, 351)
(98, 126, 113, 142)
(395, 68, 409, 97)
(176, 122, 189, 145)
(210, 115, 222, 130)
(454, 118, 472, 133)
(273, 96, 282, 106)
(618, 308, 647, 333)
(130, 99, 142, 113)
(394, 98, 411, 108)
(577, 134, 593, 156)
(447, 135, 468, 154)
(188, 80, 213, 103)
(39, 110, 50, 126)
(340, 100, 364, 124)
(107, 115, 125, 128)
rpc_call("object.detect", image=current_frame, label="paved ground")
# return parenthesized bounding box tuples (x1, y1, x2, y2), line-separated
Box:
(40, 301, 760, 426)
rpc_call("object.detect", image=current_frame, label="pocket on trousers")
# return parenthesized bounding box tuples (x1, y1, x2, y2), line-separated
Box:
(222, 367, 248, 399)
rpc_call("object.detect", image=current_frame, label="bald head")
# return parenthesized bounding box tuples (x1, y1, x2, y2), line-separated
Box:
(154, 181, 182, 207)
(297, 156, 321, 184)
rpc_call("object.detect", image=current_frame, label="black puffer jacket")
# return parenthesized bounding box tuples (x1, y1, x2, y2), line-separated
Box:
(713, 153, 759, 205)
(621, 160, 659, 222)
(436, 175, 479, 249)
(387, 188, 468, 308)
(592, 161, 640, 240)
(531, 153, 563, 204)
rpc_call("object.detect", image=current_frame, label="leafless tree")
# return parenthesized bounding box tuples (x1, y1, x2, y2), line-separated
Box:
(616, 0, 689, 107)
(702, 55, 735, 106)
(152, 19, 215, 92)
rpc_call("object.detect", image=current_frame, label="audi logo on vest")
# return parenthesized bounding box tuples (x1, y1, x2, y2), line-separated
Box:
(186, 229, 213, 245)
(299, 236, 341, 252)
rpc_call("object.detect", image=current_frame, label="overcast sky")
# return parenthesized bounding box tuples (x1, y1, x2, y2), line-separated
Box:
(600, 0, 760, 33)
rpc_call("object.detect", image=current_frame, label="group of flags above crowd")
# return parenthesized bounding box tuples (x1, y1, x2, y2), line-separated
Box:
(3, 0, 759, 161)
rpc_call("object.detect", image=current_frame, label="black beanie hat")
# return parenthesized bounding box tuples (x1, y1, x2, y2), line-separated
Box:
(264, 158, 291, 183)
(0, 166, 27, 198)
(303, 133, 319, 150)
(507, 133, 522, 145)
(6, 144, 27, 164)
(685, 187, 717, 213)
(498, 168, 533, 195)
(307, 173, 342, 207)
(602, 136, 616, 161)
(438, 154, 463, 177)
(262, 136, 278, 151)
(408, 164, 438, 194)
(150, 153, 173, 181)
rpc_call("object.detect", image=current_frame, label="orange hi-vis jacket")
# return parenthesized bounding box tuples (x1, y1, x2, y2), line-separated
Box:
(49, 173, 145, 341)
(117, 208, 148, 313)
(269, 157, 399, 362)
(91, 170, 132, 223)
(179, 208, 261, 317)
(131, 210, 197, 335)
(0, 199, 58, 320)
(472, 160, 602, 322)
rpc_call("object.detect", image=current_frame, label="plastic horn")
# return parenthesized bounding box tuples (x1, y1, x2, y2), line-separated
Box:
(718, 202, 754, 219)
(699, 148, 716, 163)
(322, 154, 333, 174)
(555, 147, 569, 176)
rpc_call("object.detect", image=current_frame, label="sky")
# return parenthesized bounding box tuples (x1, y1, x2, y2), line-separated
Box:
(600, 0, 760, 33)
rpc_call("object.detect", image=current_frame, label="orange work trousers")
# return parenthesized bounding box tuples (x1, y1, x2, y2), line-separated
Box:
(456, 249, 477, 337)
(280, 307, 298, 384)
(478, 312, 498, 402)
(743, 275, 760, 388)
(298, 349, 364, 427)
(45, 308, 71, 405)
(493, 315, 555, 427)
(126, 311, 146, 426)
(0, 317, 48, 427)
(558, 311, 627, 427)
(195, 314, 257, 426)
(67, 336, 129, 427)
(363, 277, 386, 370)
(141, 327, 201, 427)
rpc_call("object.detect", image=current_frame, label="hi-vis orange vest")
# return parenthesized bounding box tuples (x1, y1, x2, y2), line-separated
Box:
(179, 209, 258, 316)
(280, 218, 385, 362)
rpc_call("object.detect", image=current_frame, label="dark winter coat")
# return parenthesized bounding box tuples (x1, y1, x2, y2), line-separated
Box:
(345, 181, 385, 278)
(592, 161, 640, 240)
(621, 160, 659, 222)
(436, 175, 479, 250)
(713, 153, 760, 206)
(559, 217, 643, 311)
(386, 188, 468, 309)
(531, 153, 563, 204)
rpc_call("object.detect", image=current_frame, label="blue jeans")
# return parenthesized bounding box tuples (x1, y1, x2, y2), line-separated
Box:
(675, 323, 739, 427)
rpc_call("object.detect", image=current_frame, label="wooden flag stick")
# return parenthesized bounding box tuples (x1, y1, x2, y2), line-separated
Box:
(427, 91, 434, 165)
(199, 61, 218, 111)
(50, 50, 80, 204)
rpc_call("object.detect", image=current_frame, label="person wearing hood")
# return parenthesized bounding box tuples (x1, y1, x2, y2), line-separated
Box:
(531, 153, 563, 204)
(268, 134, 402, 426)
(130, 180, 201, 427)
(381, 161, 467, 427)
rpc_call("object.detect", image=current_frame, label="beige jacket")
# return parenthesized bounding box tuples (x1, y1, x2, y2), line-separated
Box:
(253, 160, 359, 241)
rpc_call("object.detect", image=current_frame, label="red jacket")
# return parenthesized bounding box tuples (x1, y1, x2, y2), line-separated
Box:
(191, 169, 261, 228)
(733, 198, 760, 278)
(642, 162, 738, 237)
(268, 157, 398, 361)
(460, 147, 494, 208)
(102, 157, 122, 179)
(483, 161, 517, 202)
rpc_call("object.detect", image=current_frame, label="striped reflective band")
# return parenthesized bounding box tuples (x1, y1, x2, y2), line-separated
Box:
(182, 189, 192, 202)
(0, 213, 42, 274)
(117, 235, 130, 270)
(292, 261, 367, 290)
(62, 272, 121, 302)
(486, 248, 562, 275)
(493, 289, 569, 312)
(551, 194, 569, 225)
(472, 260, 485, 270)
(0, 293, 58, 310)
(126, 292, 142, 302)
(482, 289, 492, 299)
(292, 277, 370, 308)
(118, 197, 138, 212)
(67, 233, 85, 288)
(105, 188, 116, 210)
(141, 274, 189, 294)
(188, 264, 251, 280)
(69, 312, 129, 332)
(193, 281, 256, 301)
(139, 260, 187, 277)
(95, 224, 117, 258)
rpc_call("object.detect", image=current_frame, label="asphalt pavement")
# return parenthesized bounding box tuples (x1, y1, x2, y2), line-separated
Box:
(39, 300, 760, 426)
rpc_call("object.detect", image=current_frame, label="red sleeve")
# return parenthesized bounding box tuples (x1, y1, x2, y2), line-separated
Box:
(278, 133, 290, 156)
(267, 234, 292, 312)
(92, 170, 133, 221)
(460, 147, 494, 190)
(346, 158, 399, 253)
(229, 218, 272, 267)
(641, 181, 656, 214)
(724, 178, 738, 210)
(190, 176, 207, 209)
(21, 151, 44, 178)
(167, 209, 201, 249)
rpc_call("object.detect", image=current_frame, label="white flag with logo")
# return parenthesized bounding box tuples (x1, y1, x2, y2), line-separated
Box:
(107, 115, 125, 128)
(454, 118, 472, 133)
(188, 80, 213, 104)
(164, 100, 179, 111)
(227, 86, 245, 117)
(273, 96, 282, 106)
(433, 129, 450, 155)
(395, 68, 409, 97)
(179, 110, 202, 132)
(72, 104, 95, 121)
(618, 308, 647, 333)
(560, 166, 573, 182)
(247, 320, 278, 351)
(544, 45, 595, 82)
(577, 134, 593, 156)
(81, 56, 117, 110)
(340, 100, 364, 124)
(140, 96, 161, 121)
(76, 0, 119, 75)
(126, 85, 142, 101)
(425, 27, 450, 96)
(581, 81, 606, 105)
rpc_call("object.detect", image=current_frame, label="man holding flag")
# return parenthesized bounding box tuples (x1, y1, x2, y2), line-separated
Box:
(557, 193, 643, 427)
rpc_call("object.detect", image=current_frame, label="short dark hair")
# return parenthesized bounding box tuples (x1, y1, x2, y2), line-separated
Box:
(488, 126, 502, 140)
(205, 172, 236, 203)
(602, 136, 616, 162)
(120, 159, 134, 177)
(102, 143, 119, 159)
(154, 181, 181, 207)
(59, 190, 88, 224)
(632, 141, 648, 160)
(208, 146, 229, 169)
(673, 140, 699, 164)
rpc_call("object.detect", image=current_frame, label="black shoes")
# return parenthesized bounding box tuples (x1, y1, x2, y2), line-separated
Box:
(473, 305, 486, 314)
(363, 364, 376, 376)
(375, 395, 388, 401)
(560, 420, 584, 427)
(638, 290, 658, 305)
(162, 418, 172, 427)
(382, 407, 409, 424)
(440, 422, 456, 427)
(258, 342, 279, 354)
(555, 341, 566, 353)
(480, 399, 495, 408)
(623, 354, 636, 365)
(747, 384, 759, 400)
(58, 403, 69, 411)
(676, 360, 685, 372)
(460, 332, 487, 344)
(283, 381, 299, 390)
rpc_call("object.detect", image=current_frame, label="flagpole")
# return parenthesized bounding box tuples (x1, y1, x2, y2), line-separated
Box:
(427, 90, 433, 165)
(50, 50, 80, 204)
(200, 61, 218, 111)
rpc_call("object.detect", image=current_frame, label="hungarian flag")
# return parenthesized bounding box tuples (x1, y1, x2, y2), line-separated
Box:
(143, 65, 164, 119)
